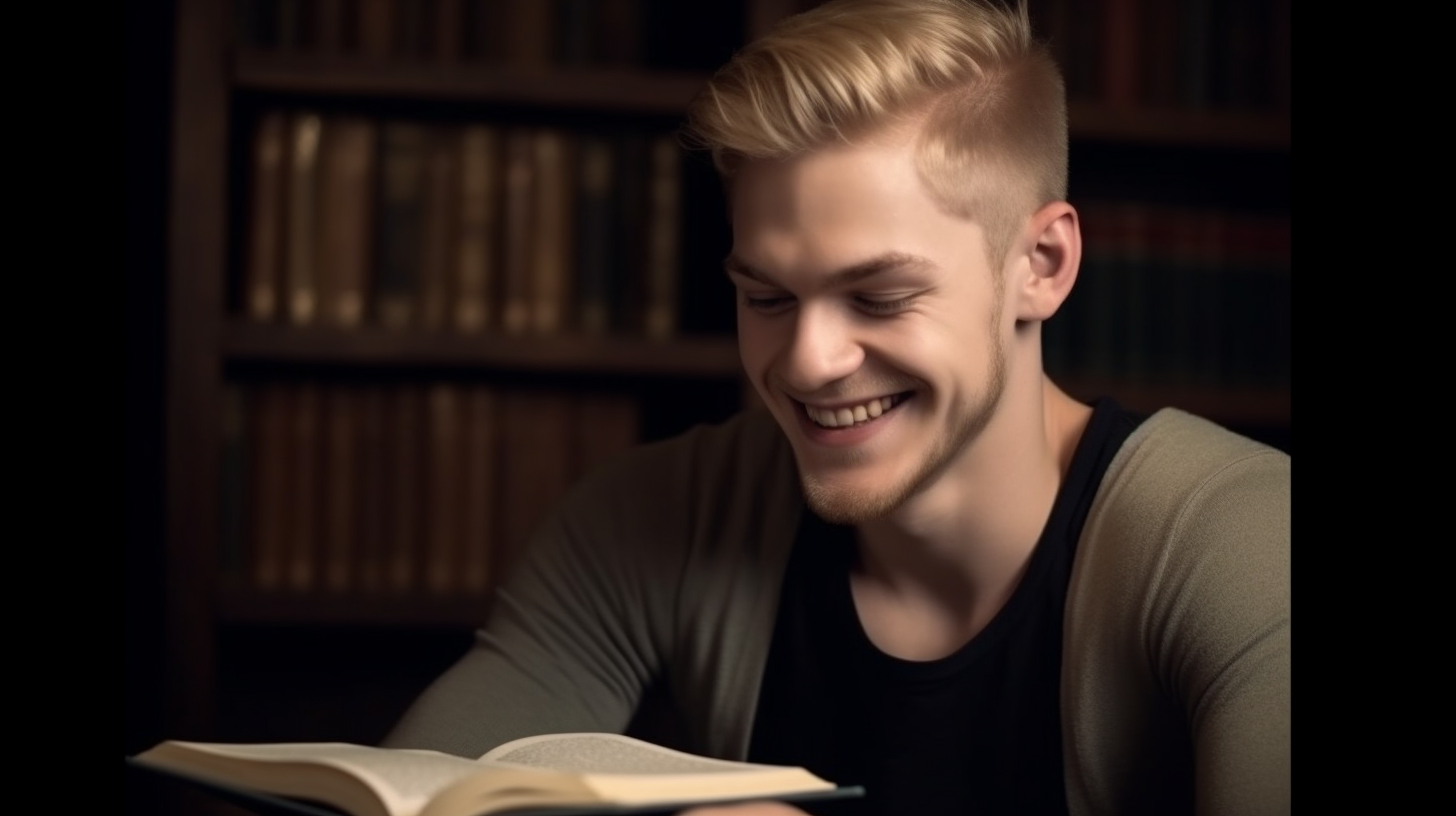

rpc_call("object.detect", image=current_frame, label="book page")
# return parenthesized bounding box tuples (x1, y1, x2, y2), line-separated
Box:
(148, 741, 487, 816)
(480, 733, 790, 776)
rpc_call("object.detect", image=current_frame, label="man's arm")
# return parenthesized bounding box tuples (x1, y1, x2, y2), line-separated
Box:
(1063, 412, 1290, 816)
(381, 467, 681, 756)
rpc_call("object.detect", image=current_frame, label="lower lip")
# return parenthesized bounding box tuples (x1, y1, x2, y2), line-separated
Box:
(795, 400, 902, 447)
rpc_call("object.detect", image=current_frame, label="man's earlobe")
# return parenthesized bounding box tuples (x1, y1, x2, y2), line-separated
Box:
(1016, 202, 1080, 322)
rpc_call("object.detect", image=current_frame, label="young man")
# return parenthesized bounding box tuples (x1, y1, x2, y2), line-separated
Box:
(383, 2, 1291, 814)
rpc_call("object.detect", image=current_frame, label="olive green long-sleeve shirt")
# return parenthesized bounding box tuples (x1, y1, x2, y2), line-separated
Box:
(385, 406, 1291, 816)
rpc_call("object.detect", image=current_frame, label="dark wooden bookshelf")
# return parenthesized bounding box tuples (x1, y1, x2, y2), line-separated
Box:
(138, 4, 1291, 814)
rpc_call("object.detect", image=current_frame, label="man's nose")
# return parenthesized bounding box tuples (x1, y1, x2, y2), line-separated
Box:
(778, 303, 864, 394)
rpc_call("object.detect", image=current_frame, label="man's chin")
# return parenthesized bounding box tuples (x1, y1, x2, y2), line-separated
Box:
(801, 476, 902, 526)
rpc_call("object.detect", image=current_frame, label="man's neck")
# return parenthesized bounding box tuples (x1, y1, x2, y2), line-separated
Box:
(848, 377, 1092, 660)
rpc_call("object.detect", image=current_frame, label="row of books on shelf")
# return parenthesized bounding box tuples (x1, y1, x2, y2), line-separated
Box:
(220, 378, 640, 599)
(1045, 201, 1291, 389)
(1033, 0, 1290, 113)
(233, 0, 1291, 116)
(241, 109, 684, 339)
(233, 0, 722, 71)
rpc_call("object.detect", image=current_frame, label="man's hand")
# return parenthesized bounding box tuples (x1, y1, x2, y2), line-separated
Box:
(679, 803, 810, 815)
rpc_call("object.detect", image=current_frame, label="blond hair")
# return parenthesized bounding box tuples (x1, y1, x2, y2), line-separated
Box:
(683, 0, 1067, 266)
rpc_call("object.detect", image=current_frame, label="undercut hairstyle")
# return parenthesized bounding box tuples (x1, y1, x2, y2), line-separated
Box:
(683, 0, 1068, 268)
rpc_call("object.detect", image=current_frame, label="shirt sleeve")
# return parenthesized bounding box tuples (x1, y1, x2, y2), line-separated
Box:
(380, 445, 689, 758)
(1063, 412, 1290, 816)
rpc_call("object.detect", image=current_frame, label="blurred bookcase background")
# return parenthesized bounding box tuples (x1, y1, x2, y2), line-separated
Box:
(127, 2, 1288, 813)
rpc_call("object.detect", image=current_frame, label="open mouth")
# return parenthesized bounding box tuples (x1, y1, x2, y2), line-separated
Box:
(801, 393, 910, 429)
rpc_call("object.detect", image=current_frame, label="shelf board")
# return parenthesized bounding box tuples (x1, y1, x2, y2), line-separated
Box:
(1068, 102, 1290, 150)
(234, 52, 1290, 150)
(232, 51, 708, 114)
(222, 321, 745, 376)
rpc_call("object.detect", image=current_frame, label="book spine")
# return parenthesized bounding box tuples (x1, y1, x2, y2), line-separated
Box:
(433, 0, 465, 62)
(316, 114, 377, 329)
(424, 381, 465, 596)
(384, 384, 423, 594)
(1100, 0, 1139, 108)
(356, 0, 394, 58)
(321, 384, 359, 594)
(249, 381, 291, 592)
(504, 0, 555, 69)
(596, 0, 644, 66)
(574, 133, 617, 335)
(314, 0, 346, 54)
(1074, 201, 1116, 381)
(459, 383, 498, 595)
(501, 127, 537, 334)
(286, 380, 322, 593)
(243, 110, 289, 322)
(419, 124, 462, 332)
(613, 131, 650, 335)
(573, 392, 640, 476)
(531, 128, 574, 334)
(355, 383, 389, 595)
(375, 121, 429, 330)
(285, 112, 324, 326)
(497, 388, 574, 584)
(1138, 0, 1180, 109)
(643, 134, 681, 340)
(219, 382, 248, 581)
(455, 123, 502, 333)
(1111, 201, 1149, 386)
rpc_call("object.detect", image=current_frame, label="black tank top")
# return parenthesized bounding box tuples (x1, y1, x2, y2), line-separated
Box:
(747, 398, 1143, 816)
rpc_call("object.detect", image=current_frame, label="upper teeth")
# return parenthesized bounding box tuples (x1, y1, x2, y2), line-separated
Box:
(805, 396, 897, 428)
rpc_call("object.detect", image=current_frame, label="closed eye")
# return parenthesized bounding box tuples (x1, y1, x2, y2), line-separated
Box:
(855, 296, 915, 315)
(741, 293, 796, 314)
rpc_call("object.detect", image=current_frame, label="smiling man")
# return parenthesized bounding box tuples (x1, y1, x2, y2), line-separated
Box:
(384, 2, 1291, 815)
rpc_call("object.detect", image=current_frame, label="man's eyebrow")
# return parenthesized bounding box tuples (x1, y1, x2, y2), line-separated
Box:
(722, 252, 932, 287)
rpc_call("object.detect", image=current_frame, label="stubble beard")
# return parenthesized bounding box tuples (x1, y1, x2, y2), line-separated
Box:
(799, 329, 1009, 526)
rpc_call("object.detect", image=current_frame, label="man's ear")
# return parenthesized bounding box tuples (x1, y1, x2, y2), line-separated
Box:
(1014, 201, 1080, 322)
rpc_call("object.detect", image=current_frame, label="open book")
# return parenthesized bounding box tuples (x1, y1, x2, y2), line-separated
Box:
(127, 732, 861, 816)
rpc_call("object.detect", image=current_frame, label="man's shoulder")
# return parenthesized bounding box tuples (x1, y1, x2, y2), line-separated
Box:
(1107, 407, 1290, 496)
(1079, 406, 1290, 570)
